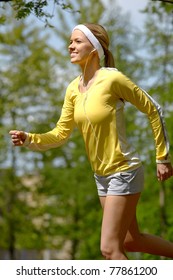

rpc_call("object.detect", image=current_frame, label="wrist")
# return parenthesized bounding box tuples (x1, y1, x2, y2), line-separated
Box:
(23, 132, 30, 146)
(156, 159, 171, 164)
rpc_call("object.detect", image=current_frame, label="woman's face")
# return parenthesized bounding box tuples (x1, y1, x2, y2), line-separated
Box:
(68, 29, 95, 65)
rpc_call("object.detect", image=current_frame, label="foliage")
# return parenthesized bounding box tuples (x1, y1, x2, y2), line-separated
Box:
(0, 0, 145, 260)
(1, 0, 173, 260)
(134, 0, 173, 260)
(144, 0, 173, 14)
(0, 0, 79, 25)
(0, 14, 62, 258)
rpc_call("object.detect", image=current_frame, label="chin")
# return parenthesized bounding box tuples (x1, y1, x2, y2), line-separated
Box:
(71, 59, 79, 64)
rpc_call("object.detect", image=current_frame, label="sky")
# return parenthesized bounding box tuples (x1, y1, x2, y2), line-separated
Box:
(117, 0, 148, 14)
(116, 0, 149, 28)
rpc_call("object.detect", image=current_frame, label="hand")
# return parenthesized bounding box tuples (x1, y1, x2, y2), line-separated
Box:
(157, 163, 173, 181)
(9, 130, 27, 146)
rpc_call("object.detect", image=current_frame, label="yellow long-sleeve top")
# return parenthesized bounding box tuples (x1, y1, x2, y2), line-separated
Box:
(25, 68, 170, 176)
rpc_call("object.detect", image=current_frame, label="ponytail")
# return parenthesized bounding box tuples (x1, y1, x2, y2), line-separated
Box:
(104, 49, 115, 67)
(82, 23, 115, 68)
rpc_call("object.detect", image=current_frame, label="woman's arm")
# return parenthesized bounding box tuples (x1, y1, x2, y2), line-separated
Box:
(9, 87, 75, 151)
(115, 72, 173, 181)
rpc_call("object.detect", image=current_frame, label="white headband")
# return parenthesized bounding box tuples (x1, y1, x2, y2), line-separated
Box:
(72, 24, 104, 60)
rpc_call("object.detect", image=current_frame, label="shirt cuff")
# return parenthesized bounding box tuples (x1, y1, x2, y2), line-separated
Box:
(156, 159, 171, 164)
(23, 132, 31, 146)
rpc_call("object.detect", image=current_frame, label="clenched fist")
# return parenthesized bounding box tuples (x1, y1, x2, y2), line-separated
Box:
(9, 130, 27, 146)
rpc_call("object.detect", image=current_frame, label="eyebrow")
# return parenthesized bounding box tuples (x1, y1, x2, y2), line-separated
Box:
(70, 35, 84, 41)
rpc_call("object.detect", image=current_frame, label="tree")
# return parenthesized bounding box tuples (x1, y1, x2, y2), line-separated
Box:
(0, 13, 63, 258)
(0, 0, 79, 25)
(0, 0, 146, 260)
(136, 1, 173, 260)
(152, 0, 173, 6)
(144, 0, 173, 19)
(0, 2, 104, 260)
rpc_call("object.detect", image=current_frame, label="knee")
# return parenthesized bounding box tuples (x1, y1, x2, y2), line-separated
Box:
(101, 244, 113, 259)
(101, 243, 126, 260)
(124, 239, 135, 252)
(124, 233, 144, 252)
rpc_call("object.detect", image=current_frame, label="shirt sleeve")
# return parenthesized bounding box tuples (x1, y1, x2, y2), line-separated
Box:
(25, 86, 75, 151)
(114, 71, 171, 163)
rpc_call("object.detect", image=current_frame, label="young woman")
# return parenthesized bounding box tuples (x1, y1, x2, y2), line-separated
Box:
(9, 23, 173, 260)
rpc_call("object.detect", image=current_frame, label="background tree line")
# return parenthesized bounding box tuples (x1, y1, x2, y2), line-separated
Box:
(0, 0, 173, 259)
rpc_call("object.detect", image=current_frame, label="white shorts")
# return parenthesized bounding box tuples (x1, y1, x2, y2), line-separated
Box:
(94, 165, 144, 196)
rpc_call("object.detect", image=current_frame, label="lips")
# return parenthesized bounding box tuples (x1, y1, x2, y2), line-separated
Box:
(70, 52, 78, 57)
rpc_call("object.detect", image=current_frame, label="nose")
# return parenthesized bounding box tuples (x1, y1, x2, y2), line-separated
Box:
(68, 42, 75, 52)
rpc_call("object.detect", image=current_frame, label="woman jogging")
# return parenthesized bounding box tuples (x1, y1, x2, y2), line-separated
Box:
(9, 23, 173, 259)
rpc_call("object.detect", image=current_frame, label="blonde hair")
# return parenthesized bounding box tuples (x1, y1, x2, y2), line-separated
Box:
(83, 23, 115, 67)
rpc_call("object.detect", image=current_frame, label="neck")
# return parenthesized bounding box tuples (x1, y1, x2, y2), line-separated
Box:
(79, 67, 100, 93)
(80, 60, 100, 87)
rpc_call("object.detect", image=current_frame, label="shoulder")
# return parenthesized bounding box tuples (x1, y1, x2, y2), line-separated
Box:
(100, 67, 131, 86)
(100, 67, 127, 80)
(67, 76, 80, 91)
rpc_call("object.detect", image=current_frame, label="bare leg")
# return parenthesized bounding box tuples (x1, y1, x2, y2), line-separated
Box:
(100, 193, 173, 259)
(100, 193, 141, 260)
(124, 215, 173, 258)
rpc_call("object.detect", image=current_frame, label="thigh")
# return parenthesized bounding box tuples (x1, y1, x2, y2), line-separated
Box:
(100, 193, 141, 247)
